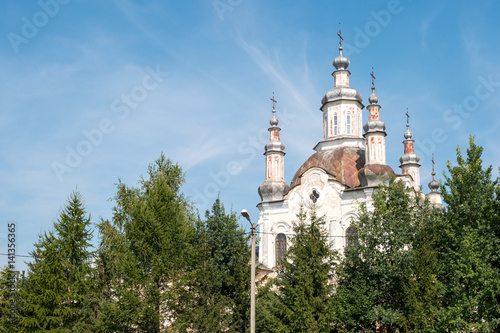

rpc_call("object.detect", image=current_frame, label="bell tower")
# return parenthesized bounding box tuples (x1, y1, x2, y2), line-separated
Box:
(317, 27, 364, 152)
(258, 93, 290, 202)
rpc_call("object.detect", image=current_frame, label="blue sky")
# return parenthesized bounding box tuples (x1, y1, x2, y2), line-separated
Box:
(1, 0, 499, 271)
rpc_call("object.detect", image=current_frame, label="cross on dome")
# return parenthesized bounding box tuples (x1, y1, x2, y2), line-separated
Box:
(337, 22, 343, 47)
(404, 108, 413, 140)
(368, 67, 379, 105)
(270, 92, 277, 112)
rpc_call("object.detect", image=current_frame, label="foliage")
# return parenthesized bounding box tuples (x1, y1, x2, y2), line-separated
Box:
(95, 153, 196, 332)
(17, 191, 94, 332)
(436, 136, 500, 331)
(0, 265, 19, 332)
(335, 180, 442, 332)
(257, 206, 338, 333)
(168, 197, 251, 332)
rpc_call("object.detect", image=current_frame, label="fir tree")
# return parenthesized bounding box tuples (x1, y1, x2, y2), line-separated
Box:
(436, 136, 500, 330)
(18, 191, 94, 332)
(169, 197, 251, 332)
(260, 206, 338, 333)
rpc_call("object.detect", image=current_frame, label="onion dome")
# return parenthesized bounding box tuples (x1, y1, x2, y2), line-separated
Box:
(270, 109, 279, 126)
(428, 175, 439, 192)
(426, 156, 445, 212)
(368, 85, 378, 105)
(333, 46, 350, 70)
(428, 156, 440, 192)
(404, 112, 413, 139)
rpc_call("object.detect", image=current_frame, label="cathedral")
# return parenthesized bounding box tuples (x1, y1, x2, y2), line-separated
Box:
(256, 39, 444, 271)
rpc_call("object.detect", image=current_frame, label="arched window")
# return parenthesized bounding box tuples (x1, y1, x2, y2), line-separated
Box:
(275, 233, 287, 265)
(347, 111, 351, 134)
(346, 227, 357, 248)
(333, 112, 338, 135)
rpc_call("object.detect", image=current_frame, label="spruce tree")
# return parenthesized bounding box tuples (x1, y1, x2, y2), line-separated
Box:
(17, 191, 94, 332)
(436, 137, 500, 330)
(260, 206, 338, 333)
(169, 197, 251, 332)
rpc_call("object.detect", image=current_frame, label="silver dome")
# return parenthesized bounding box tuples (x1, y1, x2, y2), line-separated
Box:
(321, 86, 363, 105)
(333, 46, 350, 70)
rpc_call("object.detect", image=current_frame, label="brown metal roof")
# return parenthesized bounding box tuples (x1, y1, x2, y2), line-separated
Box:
(290, 147, 366, 189)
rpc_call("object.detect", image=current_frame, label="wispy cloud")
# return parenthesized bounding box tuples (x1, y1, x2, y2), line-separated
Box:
(420, 3, 446, 49)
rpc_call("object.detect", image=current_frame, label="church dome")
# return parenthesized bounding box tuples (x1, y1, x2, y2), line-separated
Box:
(363, 120, 386, 133)
(290, 147, 366, 188)
(359, 164, 395, 186)
(368, 91, 378, 104)
(259, 181, 290, 202)
(265, 141, 285, 153)
(321, 87, 363, 105)
(333, 52, 350, 70)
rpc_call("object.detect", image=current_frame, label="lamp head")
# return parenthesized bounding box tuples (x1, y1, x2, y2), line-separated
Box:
(241, 209, 251, 223)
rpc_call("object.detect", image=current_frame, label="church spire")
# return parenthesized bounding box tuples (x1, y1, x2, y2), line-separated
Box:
(317, 28, 364, 151)
(259, 93, 290, 202)
(362, 68, 394, 185)
(426, 155, 445, 211)
(333, 24, 350, 71)
(399, 109, 421, 191)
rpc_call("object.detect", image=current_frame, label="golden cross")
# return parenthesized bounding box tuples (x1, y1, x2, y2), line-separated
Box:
(432, 154, 435, 173)
(370, 67, 376, 86)
(270, 92, 277, 110)
(405, 108, 410, 124)
(337, 22, 343, 47)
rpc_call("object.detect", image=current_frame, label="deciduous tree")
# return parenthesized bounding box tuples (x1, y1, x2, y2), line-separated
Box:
(436, 137, 500, 330)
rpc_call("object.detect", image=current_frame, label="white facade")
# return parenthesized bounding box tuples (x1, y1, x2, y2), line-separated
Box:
(255, 44, 436, 270)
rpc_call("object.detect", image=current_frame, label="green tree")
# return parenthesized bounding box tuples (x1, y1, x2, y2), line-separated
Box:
(18, 191, 94, 332)
(89, 219, 141, 332)
(96, 154, 195, 332)
(399, 215, 442, 332)
(335, 181, 442, 332)
(436, 137, 500, 331)
(258, 206, 338, 333)
(169, 197, 251, 332)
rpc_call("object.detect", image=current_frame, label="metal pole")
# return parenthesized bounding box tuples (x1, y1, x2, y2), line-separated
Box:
(250, 222, 256, 333)
(241, 209, 256, 333)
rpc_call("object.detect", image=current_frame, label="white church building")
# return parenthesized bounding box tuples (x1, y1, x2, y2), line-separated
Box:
(256, 40, 444, 271)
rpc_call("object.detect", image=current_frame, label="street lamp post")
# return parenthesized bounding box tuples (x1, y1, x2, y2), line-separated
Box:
(241, 209, 255, 333)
